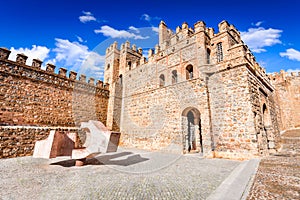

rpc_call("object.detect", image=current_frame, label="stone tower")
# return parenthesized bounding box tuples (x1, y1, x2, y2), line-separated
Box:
(104, 41, 143, 131)
(104, 20, 281, 159)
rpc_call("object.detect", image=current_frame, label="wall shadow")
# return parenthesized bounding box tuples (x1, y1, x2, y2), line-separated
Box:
(50, 151, 149, 167)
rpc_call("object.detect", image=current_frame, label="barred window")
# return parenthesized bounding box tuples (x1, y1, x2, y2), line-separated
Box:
(217, 42, 223, 62)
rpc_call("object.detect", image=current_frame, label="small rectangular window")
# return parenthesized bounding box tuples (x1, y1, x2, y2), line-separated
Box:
(217, 43, 223, 62)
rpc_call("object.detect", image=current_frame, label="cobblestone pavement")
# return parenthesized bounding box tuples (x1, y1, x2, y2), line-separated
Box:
(0, 149, 240, 200)
(247, 129, 300, 200)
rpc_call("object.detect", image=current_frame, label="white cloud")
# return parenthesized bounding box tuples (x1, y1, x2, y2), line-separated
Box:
(82, 11, 92, 15)
(53, 38, 105, 79)
(140, 13, 160, 22)
(94, 25, 149, 40)
(43, 58, 56, 70)
(286, 68, 300, 74)
(76, 35, 87, 43)
(76, 35, 84, 43)
(141, 14, 151, 22)
(241, 27, 282, 53)
(151, 26, 159, 33)
(79, 11, 96, 23)
(9, 45, 50, 65)
(251, 21, 264, 27)
(128, 26, 140, 33)
(280, 48, 300, 62)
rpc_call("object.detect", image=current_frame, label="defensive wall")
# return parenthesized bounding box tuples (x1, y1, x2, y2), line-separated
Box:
(0, 48, 109, 158)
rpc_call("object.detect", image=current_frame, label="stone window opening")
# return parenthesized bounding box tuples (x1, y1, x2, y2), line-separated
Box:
(172, 70, 178, 84)
(119, 74, 123, 85)
(217, 42, 223, 62)
(127, 61, 131, 70)
(206, 48, 211, 64)
(186, 65, 193, 80)
(159, 74, 165, 87)
(106, 64, 110, 70)
(262, 104, 271, 128)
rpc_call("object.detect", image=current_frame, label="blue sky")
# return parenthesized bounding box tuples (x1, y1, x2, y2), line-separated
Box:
(1, 0, 300, 80)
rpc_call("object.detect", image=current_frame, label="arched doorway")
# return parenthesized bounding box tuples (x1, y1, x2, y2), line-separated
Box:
(262, 103, 274, 150)
(182, 107, 202, 154)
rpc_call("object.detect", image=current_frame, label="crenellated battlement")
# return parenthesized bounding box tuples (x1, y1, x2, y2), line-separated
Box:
(268, 70, 300, 83)
(157, 20, 241, 50)
(104, 20, 270, 86)
(0, 47, 110, 127)
(105, 41, 143, 56)
(0, 47, 109, 92)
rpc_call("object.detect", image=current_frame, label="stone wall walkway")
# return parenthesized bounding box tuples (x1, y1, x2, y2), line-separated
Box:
(247, 129, 300, 199)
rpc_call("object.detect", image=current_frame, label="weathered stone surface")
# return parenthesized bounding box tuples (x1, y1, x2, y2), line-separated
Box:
(269, 71, 300, 131)
(0, 57, 109, 127)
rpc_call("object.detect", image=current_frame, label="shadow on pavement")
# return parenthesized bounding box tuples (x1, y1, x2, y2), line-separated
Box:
(50, 151, 149, 167)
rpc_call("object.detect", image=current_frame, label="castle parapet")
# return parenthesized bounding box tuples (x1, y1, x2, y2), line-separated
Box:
(148, 49, 153, 57)
(138, 47, 143, 54)
(79, 74, 86, 82)
(218, 20, 230, 33)
(206, 28, 214, 38)
(291, 72, 297, 77)
(155, 45, 160, 54)
(140, 56, 146, 65)
(132, 44, 136, 51)
(269, 70, 300, 85)
(0, 47, 108, 93)
(104, 83, 109, 90)
(0, 47, 11, 59)
(69, 71, 77, 80)
(106, 41, 119, 54)
(32, 59, 43, 69)
(88, 77, 95, 85)
(182, 22, 188, 30)
(46, 63, 56, 72)
(176, 26, 181, 33)
(97, 80, 104, 88)
(194, 21, 206, 32)
(16, 53, 28, 65)
(125, 41, 130, 49)
(59, 67, 67, 77)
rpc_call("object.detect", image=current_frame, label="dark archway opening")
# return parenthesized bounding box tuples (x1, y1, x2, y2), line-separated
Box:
(182, 107, 202, 154)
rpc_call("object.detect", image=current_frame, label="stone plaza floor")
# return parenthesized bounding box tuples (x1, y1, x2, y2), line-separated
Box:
(0, 149, 243, 200)
(247, 129, 300, 200)
(2, 129, 299, 200)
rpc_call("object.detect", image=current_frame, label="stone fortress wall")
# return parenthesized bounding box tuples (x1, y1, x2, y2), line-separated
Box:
(0, 19, 298, 160)
(0, 48, 109, 158)
(105, 20, 282, 159)
(269, 71, 300, 131)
